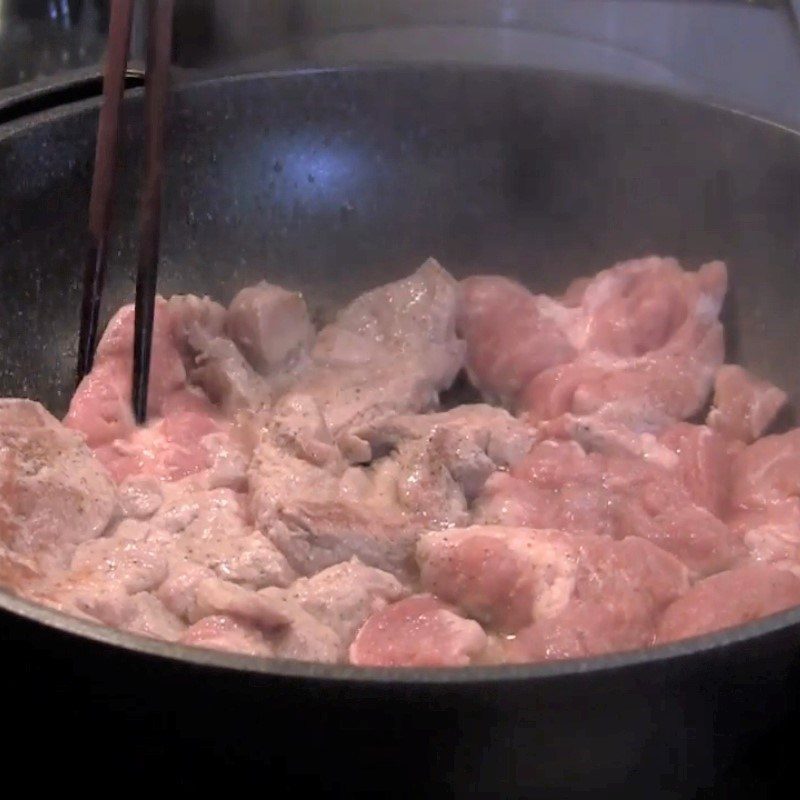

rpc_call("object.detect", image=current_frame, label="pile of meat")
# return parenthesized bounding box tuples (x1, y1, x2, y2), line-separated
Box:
(3, 256, 800, 667)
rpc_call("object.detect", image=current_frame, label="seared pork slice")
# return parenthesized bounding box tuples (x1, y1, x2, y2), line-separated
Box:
(70, 520, 171, 593)
(270, 503, 421, 579)
(118, 475, 164, 519)
(353, 404, 537, 498)
(226, 282, 315, 374)
(23, 479, 296, 643)
(656, 565, 800, 643)
(292, 259, 465, 438)
(25, 520, 178, 637)
(504, 535, 689, 662)
(188, 334, 270, 412)
(152, 485, 295, 588)
(707, 365, 787, 444)
(257, 587, 343, 662)
(250, 394, 470, 577)
(168, 293, 227, 349)
(125, 592, 186, 640)
(248, 393, 347, 530)
(286, 557, 407, 643)
(166, 568, 342, 661)
(542, 413, 678, 469)
(190, 577, 291, 628)
(169, 292, 273, 411)
(0, 546, 39, 592)
(1, 399, 117, 567)
(349, 594, 488, 667)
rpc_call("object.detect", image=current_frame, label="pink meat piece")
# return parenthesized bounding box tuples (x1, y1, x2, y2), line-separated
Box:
(730, 429, 800, 511)
(541, 413, 678, 467)
(475, 438, 741, 575)
(581, 257, 721, 357)
(523, 259, 727, 431)
(607, 454, 741, 576)
(0, 546, 39, 592)
(507, 536, 689, 662)
(475, 439, 621, 538)
(707, 365, 787, 444)
(65, 300, 187, 446)
(658, 423, 731, 518)
(729, 502, 800, 564)
(180, 614, 273, 657)
(457, 276, 575, 405)
(349, 594, 488, 667)
(93, 403, 222, 484)
(460, 257, 726, 434)
(417, 526, 578, 632)
(728, 431, 800, 565)
(656, 565, 800, 643)
(64, 298, 238, 486)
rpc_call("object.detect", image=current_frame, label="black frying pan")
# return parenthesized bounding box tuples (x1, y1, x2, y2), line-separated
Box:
(2, 66, 800, 797)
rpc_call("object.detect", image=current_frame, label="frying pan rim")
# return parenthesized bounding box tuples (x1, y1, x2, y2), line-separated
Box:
(3, 584, 800, 683)
(3, 63, 800, 683)
(2, 62, 800, 145)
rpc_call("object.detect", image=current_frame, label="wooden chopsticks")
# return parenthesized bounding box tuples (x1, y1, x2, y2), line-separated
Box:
(76, 0, 175, 425)
(76, 0, 135, 381)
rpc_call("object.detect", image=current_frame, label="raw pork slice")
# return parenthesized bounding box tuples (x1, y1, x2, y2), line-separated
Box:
(656, 565, 800, 643)
(460, 257, 727, 434)
(707, 365, 787, 444)
(349, 594, 488, 667)
(506, 535, 689, 662)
